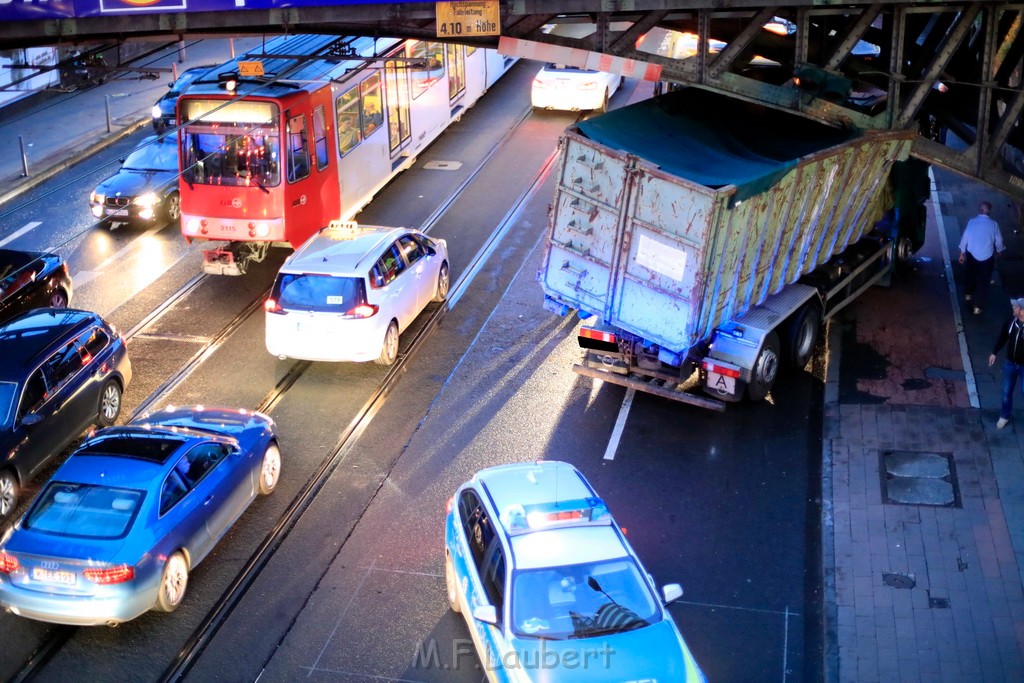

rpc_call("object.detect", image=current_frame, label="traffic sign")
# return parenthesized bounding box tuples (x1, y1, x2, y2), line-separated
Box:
(436, 1, 499, 38)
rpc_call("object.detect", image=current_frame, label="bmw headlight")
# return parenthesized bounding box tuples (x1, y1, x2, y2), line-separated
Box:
(135, 192, 159, 209)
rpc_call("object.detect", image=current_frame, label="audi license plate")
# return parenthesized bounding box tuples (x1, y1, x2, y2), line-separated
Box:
(107, 208, 129, 217)
(32, 567, 76, 585)
(707, 371, 736, 394)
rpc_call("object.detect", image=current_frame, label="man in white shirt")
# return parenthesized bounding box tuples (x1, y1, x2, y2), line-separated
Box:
(958, 201, 1004, 314)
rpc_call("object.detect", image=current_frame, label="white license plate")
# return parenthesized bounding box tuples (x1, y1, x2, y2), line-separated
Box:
(106, 208, 129, 217)
(707, 371, 736, 394)
(32, 567, 76, 585)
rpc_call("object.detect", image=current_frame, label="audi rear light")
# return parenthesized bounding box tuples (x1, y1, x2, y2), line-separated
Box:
(343, 304, 379, 319)
(83, 564, 135, 585)
(0, 551, 20, 573)
(264, 298, 286, 315)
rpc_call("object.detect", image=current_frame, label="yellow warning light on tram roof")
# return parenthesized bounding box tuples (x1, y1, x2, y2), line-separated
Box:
(238, 61, 265, 77)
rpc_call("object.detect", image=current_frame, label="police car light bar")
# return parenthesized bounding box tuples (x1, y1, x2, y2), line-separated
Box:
(503, 497, 611, 534)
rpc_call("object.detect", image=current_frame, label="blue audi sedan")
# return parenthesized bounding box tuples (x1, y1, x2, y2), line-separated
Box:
(0, 406, 280, 626)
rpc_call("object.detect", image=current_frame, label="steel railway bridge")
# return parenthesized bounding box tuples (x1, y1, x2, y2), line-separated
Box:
(2, 1, 1023, 201)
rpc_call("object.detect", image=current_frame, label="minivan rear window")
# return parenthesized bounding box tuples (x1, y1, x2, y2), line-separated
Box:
(272, 273, 367, 312)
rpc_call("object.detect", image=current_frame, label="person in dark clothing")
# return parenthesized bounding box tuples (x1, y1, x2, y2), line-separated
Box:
(989, 297, 1024, 428)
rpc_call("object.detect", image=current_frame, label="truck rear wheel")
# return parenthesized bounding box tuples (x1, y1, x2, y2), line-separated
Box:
(783, 304, 821, 370)
(746, 332, 780, 401)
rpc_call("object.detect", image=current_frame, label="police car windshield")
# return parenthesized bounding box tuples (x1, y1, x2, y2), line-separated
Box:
(511, 558, 660, 640)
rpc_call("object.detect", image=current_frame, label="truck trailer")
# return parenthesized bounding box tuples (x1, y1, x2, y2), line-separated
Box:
(539, 88, 918, 410)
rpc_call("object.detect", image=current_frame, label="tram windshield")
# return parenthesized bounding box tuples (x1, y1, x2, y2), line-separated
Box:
(179, 99, 281, 187)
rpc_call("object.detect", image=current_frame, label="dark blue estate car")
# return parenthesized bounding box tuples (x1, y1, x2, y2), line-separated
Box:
(0, 309, 132, 517)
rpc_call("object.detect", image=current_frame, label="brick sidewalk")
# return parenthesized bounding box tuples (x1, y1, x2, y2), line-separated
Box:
(825, 168, 1024, 682)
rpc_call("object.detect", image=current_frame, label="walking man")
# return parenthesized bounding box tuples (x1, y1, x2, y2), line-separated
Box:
(989, 298, 1024, 428)
(959, 200, 1004, 314)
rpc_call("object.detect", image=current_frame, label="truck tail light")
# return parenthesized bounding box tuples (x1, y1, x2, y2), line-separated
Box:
(578, 327, 619, 352)
(580, 328, 616, 344)
(84, 564, 135, 585)
(702, 361, 741, 378)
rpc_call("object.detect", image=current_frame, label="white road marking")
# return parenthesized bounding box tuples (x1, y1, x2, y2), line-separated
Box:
(931, 168, 979, 408)
(71, 270, 101, 288)
(603, 387, 635, 461)
(63, 223, 164, 285)
(0, 222, 41, 247)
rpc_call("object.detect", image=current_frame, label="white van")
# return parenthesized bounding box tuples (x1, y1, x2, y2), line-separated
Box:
(264, 222, 449, 365)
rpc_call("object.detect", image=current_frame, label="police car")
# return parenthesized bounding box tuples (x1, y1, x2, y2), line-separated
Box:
(444, 461, 706, 682)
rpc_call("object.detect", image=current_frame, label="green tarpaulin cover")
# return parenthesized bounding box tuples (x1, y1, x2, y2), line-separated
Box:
(576, 88, 860, 202)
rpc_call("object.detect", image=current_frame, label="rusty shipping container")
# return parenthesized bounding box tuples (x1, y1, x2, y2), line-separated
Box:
(541, 89, 915, 360)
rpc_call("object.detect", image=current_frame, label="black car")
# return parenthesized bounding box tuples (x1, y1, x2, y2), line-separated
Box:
(0, 249, 73, 325)
(89, 134, 180, 227)
(0, 309, 132, 516)
(151, 64, 215, 134)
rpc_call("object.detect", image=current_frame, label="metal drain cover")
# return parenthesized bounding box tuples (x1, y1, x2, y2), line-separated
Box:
(880, 451, 960, 507)
(883, 572, 916, 589)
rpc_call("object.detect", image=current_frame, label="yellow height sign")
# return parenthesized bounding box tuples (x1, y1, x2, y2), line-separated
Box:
(238, 61, 264, 77)
(436, 1, 500, 38)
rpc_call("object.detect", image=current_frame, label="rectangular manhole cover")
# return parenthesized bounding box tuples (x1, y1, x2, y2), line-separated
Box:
(879, 451, 961, 507)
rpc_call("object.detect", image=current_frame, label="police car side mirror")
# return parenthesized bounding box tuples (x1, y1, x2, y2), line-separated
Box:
(662, 583, 683, 604)
(472, 604, 497, 625)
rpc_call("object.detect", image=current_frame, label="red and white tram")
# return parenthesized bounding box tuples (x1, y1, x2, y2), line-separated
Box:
(177, 34, 515, 275)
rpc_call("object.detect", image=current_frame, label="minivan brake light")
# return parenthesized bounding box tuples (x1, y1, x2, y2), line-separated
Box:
(344, 304, 379, 319)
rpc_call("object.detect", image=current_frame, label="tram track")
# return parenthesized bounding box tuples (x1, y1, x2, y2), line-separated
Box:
(162, 106, 569, 682)
(9, 102, 557, 682)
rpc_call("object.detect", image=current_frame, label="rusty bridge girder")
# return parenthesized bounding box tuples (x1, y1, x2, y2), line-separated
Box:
(1, 1, 1022, 199)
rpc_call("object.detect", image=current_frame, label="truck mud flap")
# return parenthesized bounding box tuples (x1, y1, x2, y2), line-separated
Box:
(572, 364, 727, 412)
